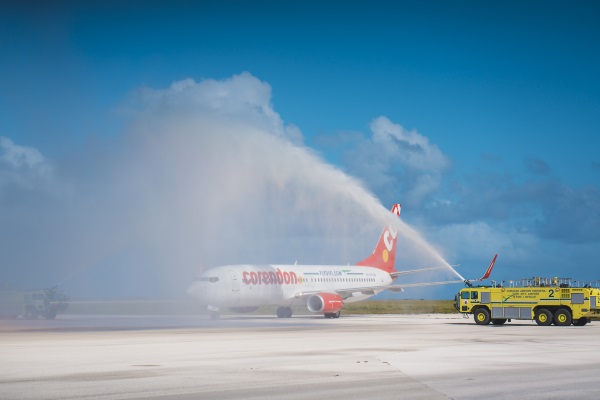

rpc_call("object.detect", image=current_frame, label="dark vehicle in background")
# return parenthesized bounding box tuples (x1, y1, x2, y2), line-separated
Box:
(0, 288, 69, 319)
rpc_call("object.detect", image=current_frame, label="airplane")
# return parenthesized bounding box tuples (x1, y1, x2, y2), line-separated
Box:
(189, 204, 496, 319)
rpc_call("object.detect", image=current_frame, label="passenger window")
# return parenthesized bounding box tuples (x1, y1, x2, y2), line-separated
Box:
(471, 291, 478, 300)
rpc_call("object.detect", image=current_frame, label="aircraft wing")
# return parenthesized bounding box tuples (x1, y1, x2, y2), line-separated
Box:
(334, 284, 405, 297)
(394, 254, 499, 288)
(292, 279, 465, 302)
(393, 280, 464, 288)
(292, 255, 498, 300)
(390, 266, 449, 277)
(293, 284, 405, 301)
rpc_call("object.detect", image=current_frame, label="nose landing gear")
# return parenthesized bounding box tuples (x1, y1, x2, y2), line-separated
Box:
(207, 305, 220, 320)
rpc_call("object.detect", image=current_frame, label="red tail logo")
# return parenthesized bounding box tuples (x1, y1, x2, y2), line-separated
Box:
(356, 204, 401, 273)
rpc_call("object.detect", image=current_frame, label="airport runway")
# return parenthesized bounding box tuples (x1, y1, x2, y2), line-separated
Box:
(1, 314, 600, 399)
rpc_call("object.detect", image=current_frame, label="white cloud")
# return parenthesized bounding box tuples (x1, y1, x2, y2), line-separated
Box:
(370, 116, 449, 172)
(2, 73, 405, 298)
(1, 73, 461, 299)
(342, 116, 450, 206)
(132, 72, 301, 143)
(0, 136, 48, 174)
(422, 220, 541, 284)
(0, 136, 52, 194)
(429, 221, 530, 260)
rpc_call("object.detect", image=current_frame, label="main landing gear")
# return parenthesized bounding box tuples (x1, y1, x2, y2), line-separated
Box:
(276, 307, 292, 318)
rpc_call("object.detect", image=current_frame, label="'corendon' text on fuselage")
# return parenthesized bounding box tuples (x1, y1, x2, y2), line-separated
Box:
(242, 269, 298, 285)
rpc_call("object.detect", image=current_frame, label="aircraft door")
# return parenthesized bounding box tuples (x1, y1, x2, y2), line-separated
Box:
(228, 270, 240, 292)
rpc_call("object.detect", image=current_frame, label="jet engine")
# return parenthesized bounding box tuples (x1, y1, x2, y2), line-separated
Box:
(307, 293, 343, 316)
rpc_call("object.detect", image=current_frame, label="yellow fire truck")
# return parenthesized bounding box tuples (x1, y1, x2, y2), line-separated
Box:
(454, 277, 600, 326)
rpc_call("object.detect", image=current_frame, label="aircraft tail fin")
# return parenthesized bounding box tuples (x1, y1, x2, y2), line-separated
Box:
(356, 204, 401, 273)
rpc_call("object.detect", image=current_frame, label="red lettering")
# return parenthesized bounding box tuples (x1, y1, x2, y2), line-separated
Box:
(242, 270, 299, 285)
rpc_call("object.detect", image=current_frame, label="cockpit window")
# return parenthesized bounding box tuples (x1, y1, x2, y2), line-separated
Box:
(197, 277, 219, 283)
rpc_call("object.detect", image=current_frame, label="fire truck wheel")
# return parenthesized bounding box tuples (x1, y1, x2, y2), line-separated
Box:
(491, 319, 507, 325)
(474, 308, 490, 325)
(534, 308, 553, 326)
(554, 308, 572, 326)
(573, 318, 588, 326)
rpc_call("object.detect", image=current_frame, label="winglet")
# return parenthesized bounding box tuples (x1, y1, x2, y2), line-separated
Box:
(480, 254, 497, 280)
(464, 254, 497, 287)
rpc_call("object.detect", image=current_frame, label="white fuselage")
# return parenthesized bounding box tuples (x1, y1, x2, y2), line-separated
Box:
(191, 264, 394, 309)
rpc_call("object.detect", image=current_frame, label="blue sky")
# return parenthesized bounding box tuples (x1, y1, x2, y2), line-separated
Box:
(1, 1, 599, 299)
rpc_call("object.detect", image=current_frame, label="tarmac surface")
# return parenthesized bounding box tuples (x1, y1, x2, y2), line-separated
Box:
(1, 314, 600, 399)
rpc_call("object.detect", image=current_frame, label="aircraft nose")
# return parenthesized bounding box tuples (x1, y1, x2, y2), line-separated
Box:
(187, 281, 206, 302)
